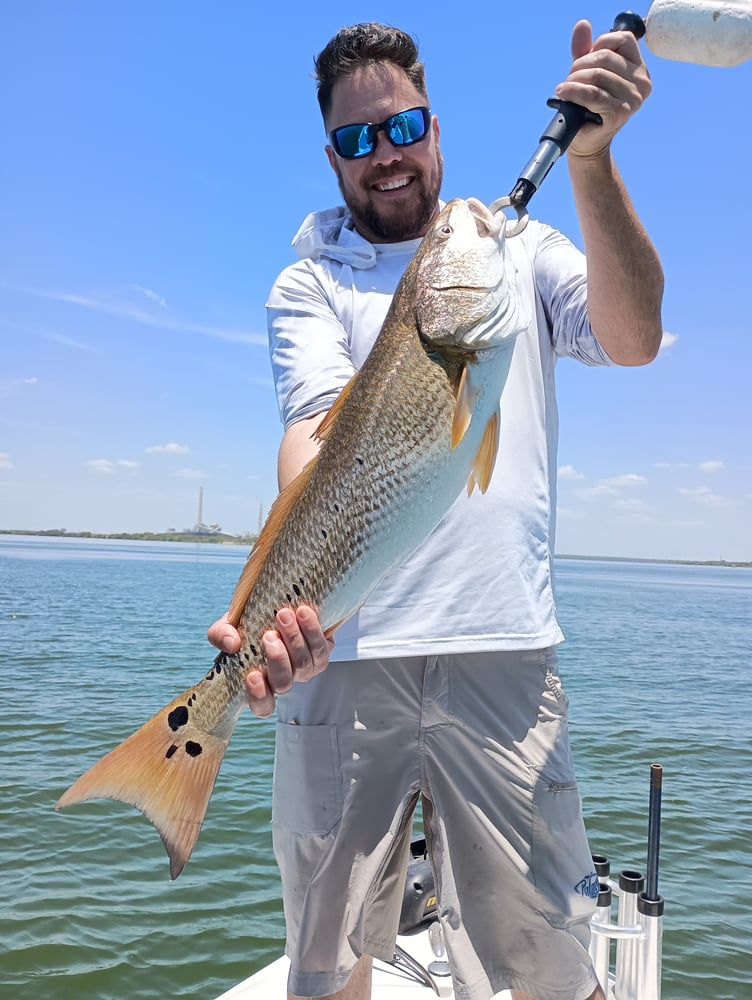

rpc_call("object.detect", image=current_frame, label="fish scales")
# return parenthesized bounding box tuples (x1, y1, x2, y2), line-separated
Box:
(240, 323, 461, 635)
(56, 197, 530, 878)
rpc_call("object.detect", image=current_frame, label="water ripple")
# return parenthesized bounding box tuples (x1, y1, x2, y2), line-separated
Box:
(1, 540, 750, 998)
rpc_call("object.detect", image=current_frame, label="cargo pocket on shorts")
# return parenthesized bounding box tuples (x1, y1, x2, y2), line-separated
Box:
(273, 722, 343, 836)
(531, 767, 597, 927)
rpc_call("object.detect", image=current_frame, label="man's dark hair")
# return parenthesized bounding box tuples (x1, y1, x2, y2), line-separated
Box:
(314, 23, 428, 125)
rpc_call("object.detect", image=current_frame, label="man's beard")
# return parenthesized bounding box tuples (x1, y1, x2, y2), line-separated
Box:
(336, 153, 443, 242)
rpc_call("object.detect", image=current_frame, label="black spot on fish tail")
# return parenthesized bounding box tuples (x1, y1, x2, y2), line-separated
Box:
(293, 584, 301, 597)
(334, 503, 340, 512)
(215, 662, 222, 674)
(321, 529, 328, 539)
(286, 593, 292, 602)
(185, 741, 203, 757)
(165, 744, 178, 759)
(168, 706, 189, 731)
(250, 644, 258, 656)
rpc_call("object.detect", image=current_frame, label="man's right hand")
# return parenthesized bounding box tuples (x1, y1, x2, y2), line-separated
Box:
(207, 606, 334, 718)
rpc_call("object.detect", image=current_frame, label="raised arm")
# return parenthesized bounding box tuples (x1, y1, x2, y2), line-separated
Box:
(557, 20, 664, 365)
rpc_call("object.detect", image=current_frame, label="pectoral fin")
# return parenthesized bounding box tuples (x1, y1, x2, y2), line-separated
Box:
(466, 410, 500, 496)
(451, 364, 477, 448)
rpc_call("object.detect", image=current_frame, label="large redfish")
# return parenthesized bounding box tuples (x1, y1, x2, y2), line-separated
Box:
(57, 198, 529, 878)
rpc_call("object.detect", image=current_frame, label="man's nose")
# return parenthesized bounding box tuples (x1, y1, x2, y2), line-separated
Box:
(370, 130, 402, 167)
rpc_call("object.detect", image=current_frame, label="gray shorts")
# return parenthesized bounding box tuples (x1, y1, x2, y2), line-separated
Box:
(271, 648, 599, 1000)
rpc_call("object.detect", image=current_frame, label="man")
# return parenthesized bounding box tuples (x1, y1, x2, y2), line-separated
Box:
(209, 19, 663, 1000)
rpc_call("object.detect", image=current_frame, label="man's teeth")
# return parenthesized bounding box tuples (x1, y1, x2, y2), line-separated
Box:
(376, 177, 410, 191)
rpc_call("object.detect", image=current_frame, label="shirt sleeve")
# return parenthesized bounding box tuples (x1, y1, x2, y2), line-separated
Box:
(267, 260, 356, 430)
(530, 221, 614, 367)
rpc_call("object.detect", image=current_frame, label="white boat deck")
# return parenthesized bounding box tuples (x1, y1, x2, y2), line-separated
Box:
(215, 912, 638, 999)
(215, 925, 497, 999)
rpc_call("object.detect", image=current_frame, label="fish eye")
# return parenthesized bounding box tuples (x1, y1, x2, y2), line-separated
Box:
(439, 225, 453, 237)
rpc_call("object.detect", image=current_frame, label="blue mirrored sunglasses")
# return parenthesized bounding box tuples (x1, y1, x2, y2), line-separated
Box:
(328, 106, 432, 160)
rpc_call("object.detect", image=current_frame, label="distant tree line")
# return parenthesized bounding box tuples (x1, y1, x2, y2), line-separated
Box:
(1, 528, 257, 546)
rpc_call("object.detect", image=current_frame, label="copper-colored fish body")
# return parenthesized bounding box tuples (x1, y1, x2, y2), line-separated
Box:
(56, 198, 530, 878)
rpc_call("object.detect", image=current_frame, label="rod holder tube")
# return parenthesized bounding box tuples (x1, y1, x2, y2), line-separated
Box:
(589, 882, 613, 995)
(615, 870, 644, 1000)
(637, 893, 665, 1000)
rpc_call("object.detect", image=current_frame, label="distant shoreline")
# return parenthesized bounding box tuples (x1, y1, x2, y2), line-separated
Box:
(0, 528, 254, 546)
(2, 528, 749, 569)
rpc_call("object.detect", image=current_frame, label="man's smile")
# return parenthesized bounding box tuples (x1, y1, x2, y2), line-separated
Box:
(371, 175, 413, 193)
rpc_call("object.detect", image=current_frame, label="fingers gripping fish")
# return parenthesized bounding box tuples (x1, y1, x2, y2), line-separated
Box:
(56, 198, 530, 878)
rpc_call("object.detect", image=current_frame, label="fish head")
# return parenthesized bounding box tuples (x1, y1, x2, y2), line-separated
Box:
(412, 197, 529, 351)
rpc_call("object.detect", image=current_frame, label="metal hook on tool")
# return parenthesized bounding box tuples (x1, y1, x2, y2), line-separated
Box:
(488, 195, 529, 238)
(489, 11, 647, 237)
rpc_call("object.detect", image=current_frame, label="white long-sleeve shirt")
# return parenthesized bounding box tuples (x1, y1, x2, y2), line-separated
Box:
(267, 205, 612, 660)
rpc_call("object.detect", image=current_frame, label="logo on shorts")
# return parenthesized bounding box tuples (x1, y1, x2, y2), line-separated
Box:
(574, 872, 599, 899)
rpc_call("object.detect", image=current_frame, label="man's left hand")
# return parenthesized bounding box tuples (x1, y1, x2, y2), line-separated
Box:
(555, 20, 651, 159)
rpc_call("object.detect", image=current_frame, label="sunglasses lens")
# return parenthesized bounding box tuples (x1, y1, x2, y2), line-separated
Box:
(330, 107, 430, 159)
(332, 124, 375, 159)
(387, 108, 428, 146)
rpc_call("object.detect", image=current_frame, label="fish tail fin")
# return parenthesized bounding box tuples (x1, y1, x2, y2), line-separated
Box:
(56, 684, 243, 879)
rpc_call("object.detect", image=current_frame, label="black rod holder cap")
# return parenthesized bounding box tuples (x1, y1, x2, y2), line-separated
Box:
(619, 870, 645, 893)
(638, 891, 665, 917)
(592, 853, 610, 878)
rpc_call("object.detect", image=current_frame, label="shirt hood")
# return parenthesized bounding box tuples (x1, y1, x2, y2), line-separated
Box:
(291, 206, 378, 269)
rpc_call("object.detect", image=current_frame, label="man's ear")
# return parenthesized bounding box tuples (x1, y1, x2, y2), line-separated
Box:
(431, 115, 440, 143)
(325, 144, 337, 170)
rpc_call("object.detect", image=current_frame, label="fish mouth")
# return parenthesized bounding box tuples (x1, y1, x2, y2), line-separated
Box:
(432, 274, 505, 293)
(466, 197, 502, 239)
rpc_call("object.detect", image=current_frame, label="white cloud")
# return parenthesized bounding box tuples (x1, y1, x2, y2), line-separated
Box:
(601, 473, 648, 489)
(87, 459, 115, 475)
(679, 486, 729, 508)
(11, 284, 266, 345)
(131, 284, 168, 309)
(575, 483, 620, 499)
(175, 468, 206, 479)
(699, 460, 724, 473)
(145, 442, 190, 455)
(0, 376, 39, 399)
(574, 473, 648, 501)
(0, 452, 14, 470)
(558, 464, 585, 480)
(44, 330, 97, 352)
(86, 458, 139, 474)
(653, 461, 691, 470)
(615, 498, 650, 511)
(659, 330, 678, 351)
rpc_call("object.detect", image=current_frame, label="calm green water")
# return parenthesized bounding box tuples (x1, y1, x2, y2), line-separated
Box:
(1, 535, 750, 999)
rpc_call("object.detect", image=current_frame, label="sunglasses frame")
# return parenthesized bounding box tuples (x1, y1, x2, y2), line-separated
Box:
(328, 106, 432, 160)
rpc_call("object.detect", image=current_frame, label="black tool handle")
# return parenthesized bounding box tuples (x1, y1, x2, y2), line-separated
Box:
(508, 10, 647, 209)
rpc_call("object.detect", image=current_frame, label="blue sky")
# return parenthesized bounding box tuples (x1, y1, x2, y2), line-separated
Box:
(2, 1, 750, 561)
